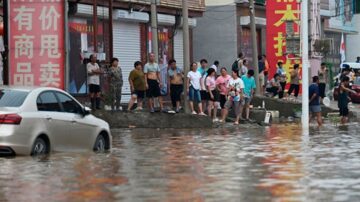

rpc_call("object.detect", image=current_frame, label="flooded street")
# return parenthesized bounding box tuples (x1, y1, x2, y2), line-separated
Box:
(1, 124, 360, 201)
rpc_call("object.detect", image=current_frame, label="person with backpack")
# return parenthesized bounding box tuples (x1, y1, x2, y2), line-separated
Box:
(232, 52, 244, 72)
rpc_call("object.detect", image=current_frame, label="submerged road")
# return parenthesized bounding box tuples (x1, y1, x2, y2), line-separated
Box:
(1, 124, 360, 201)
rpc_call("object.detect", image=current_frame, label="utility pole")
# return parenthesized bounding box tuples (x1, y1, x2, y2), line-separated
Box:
(182, 0, 190, 113)
(93, 0, 98, 53)
(109, 0, 113, 60)
(249, 0, 260, 94)
(151, 0, 159, 62)
(301, 0, 309, 129)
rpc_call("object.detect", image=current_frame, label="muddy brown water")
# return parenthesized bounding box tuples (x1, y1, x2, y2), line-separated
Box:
(1, 123, 360, 201)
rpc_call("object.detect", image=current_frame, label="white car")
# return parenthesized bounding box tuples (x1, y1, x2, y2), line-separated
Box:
(0, 86, 112, 156)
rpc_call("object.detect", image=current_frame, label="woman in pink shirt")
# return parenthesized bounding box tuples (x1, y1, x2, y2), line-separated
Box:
(216, 67, 231, 119)
(206, 68, 220, 122)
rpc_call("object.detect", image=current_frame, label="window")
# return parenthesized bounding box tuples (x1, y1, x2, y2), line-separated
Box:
(0, 90, 29, 107)
(55, 92, 83, 114)
(37, 92, 61, 112)
(355, 0, 360, 14)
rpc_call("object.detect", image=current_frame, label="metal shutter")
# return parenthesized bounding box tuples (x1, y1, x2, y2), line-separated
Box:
(174, 30, 184, 69)
(113, 22, 140, 103)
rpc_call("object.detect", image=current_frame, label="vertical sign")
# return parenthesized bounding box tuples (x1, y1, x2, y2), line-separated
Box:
(8, 0, 65, 89)
(266, 0, 301, 84)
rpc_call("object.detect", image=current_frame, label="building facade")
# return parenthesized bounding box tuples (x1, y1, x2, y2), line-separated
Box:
(1, 0, 205, 103)
(346, 0, 360, 62)
(319, 0, 358, 73)
(193, 0, 266, 70)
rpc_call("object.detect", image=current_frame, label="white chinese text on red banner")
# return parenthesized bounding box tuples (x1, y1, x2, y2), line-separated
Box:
(8, 0, 65, 89)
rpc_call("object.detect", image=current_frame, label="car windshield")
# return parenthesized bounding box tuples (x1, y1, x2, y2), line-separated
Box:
(0, 89, 29, 107)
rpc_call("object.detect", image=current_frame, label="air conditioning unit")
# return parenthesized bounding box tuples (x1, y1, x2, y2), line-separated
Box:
(113, 9, 149, 23)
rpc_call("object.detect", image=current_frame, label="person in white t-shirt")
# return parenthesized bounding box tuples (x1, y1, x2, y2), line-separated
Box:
(87, 54, 103, 110)
(210, 60, 219, 74)
(221, 69, 245, 125)
(187, 62, 206, 115)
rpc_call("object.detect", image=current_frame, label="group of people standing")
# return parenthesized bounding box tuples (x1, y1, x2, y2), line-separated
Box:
(187, 59, 256, 124)
(87, 53, 184, 113)
(86, 53, 258, 125)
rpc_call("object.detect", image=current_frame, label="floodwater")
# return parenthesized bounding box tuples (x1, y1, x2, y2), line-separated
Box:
(1, 124, 360, 202)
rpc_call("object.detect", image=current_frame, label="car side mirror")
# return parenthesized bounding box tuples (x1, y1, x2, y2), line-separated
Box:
(83, 107, 91, 116)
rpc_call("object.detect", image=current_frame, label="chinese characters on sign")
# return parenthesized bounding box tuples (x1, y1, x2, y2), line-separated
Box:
(266, 0, 302, 87)
(9, 0, 65, 88)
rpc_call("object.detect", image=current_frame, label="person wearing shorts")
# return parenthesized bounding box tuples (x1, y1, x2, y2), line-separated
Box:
(309, 76, 322, 127)
(87, 54, 102, 110)
(187, 62, 206, 115)
(242, 70, 256, 121)
(288, 64, 300, 98)
(205, 68, 220, 122)
(338, 76, 356, 124)
(198, 59, 208, 113)
(144, 53, 164, 113)
(128, 61, 146, 111)
(168, 59, 184, 113)
(216, 67, 231, 119)
(221, 69, 245, 125)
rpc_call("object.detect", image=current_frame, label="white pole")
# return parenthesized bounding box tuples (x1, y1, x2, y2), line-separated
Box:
(301, 0, 309, 129)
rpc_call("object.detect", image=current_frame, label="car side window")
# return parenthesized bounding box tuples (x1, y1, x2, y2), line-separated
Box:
(55, 92, 83, 114)
(37, 92, 61, 112)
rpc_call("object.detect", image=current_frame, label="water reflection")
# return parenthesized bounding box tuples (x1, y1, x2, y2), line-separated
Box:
(1, 124, 360, 201)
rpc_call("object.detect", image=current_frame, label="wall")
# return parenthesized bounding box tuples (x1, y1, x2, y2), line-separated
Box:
(205, 0, 235, 6)
(160, 0, 206, 11)
(193, 5, 238, 70)
(346, 14, 360, 62)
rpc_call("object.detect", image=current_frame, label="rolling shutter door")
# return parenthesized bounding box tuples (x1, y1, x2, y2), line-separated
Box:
(174, 30, 184, 69)
(113, 22, 140, 103)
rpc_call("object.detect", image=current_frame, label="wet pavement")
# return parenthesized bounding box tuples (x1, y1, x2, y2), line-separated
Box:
(1, 123, 360, 201)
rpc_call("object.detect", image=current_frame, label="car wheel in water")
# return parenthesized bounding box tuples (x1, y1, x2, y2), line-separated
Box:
(94, 134, 106, 152)
(31, 138, 48, 156)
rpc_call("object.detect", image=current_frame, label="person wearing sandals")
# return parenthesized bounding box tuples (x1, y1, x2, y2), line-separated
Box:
(128, 61, 146, 111)
(187, 62, 206, 116)
(168, 59, 184, 113)
(216, 67, 231, 121)
(108, 58, 123, 111)
(144, 53, 164, 113)
(205, 68, 220, 122)
(241, 69, 256, 121)
(221, 69, 245, 125)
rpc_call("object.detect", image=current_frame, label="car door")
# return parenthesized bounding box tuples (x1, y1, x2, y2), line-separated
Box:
(55, 92, 97, 150)
(37, 91, 69, 151)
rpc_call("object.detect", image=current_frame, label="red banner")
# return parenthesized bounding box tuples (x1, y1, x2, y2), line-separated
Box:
(8, 0, 65, 89)
(266, 0, 302, 85)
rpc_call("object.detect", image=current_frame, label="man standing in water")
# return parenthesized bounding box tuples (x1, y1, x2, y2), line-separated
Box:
(87, 54, 102, 110)
(338, 76, 357, 124)
(168, 59, 184, 113)
(309, 76, 322, 127)
(144, 53, 164, 113)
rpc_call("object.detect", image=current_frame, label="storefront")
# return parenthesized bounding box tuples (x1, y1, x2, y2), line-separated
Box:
(67, 3, 110, 95)
(112, 9, 148, 103)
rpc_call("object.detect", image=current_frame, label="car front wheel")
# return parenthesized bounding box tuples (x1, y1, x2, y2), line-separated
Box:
(31, 138, 48, 156)
(93, 134, 106, 152)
